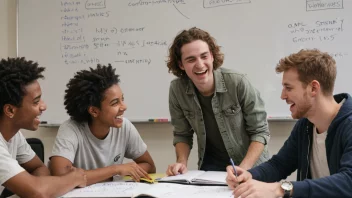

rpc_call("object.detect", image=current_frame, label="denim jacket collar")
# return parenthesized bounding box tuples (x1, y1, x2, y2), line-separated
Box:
(185, 69, 228, 95)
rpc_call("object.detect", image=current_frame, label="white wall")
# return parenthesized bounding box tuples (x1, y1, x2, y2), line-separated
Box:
(1, 0, 297, 180)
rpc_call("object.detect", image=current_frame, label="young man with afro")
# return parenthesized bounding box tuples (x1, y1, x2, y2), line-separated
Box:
(0, 57, 86, 198)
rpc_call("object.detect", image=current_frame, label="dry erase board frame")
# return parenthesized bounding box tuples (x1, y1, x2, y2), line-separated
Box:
(17, 0, 352, 124)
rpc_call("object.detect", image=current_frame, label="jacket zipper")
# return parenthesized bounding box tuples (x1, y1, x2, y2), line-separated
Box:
(306, 134, 310, 178)
(300, 125, 311, 180)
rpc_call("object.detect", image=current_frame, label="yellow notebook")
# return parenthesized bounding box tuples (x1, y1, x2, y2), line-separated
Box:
(123, 173, 166, 184)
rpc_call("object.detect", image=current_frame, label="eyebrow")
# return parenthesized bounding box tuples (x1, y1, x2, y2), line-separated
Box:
(33, 95, 41, 101)
(109, 94, 124, 105)
(184, 52, 209, 61)
(283, 83, 291, 86)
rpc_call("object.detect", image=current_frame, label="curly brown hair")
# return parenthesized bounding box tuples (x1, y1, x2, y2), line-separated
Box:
(166, 27, 224, 77)
(276, 49, 336, 96)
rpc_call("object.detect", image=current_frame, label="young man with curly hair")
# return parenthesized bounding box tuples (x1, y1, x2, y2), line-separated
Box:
(166, 27, 270, 175)
(0, 57, 86, 198)
(50, 64, 156, 186)
(226, 49, 352, 198)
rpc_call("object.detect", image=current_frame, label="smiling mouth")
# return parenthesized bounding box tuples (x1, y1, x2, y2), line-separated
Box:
(288, 103, 295, 111)
(194, 70, 207, 75)
(115, 115, 123, 119)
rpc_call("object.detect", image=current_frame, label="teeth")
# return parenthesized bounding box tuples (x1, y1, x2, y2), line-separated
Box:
(286, 101, 294, 105)
(195, 70, 206, 74)
(115, 115, 123, 119)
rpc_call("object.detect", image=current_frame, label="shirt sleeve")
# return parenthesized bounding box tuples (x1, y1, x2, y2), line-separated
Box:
(248, 121, 300, 182)
(51, 121, 79, 163)
(169, 81, 194, 149)
(237, 75, 270, 145)
(124, 119, 147, 159)
(0, 139, 25, 186)
(16, 132, 36, 164)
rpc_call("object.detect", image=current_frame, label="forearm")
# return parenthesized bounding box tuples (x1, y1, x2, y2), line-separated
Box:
(19, 174, 81, 198)
(52, 165, 115, 186)
(240, 141, 264, 170)
(175, 142, 191, 165)
(84, 166, 119, 186)
(31, 165, 51, 176)
(40, 175, 82, 197)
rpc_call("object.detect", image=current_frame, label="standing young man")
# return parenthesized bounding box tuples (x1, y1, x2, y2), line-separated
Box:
(50, 64, 156, 185)
(226, 49, 352, 198)
(0, 57, 86, 198)
(166, 27, 270, 175)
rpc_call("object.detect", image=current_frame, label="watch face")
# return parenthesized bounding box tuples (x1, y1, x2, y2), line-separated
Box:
(282, 182, 293, 190)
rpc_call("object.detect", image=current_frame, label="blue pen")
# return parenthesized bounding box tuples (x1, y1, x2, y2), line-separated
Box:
(229, 158, 238, 177)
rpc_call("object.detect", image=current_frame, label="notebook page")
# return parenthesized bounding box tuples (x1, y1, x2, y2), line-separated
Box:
(61, 182, 146, 197)
(133, 183, 232, 198)
(158, 170, 205, 183)
(132, 183, 177, 198)
(191, 171, 227, 184)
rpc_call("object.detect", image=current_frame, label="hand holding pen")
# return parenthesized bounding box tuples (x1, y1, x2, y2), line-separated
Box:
(226, 158, 253, 189)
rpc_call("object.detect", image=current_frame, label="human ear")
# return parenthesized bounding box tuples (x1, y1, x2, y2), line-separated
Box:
(310, 80, 321, 96)
(88, 106, 99, 118)
(3, 104, 16, 118)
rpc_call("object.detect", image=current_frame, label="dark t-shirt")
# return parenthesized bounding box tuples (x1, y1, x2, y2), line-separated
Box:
(196, 90, 230, 171)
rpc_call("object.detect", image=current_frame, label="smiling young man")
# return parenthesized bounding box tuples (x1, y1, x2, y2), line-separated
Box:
(226, 49, 352, 198)
(166, 27, 270, 175)
(0, 57, 86, 198)
(50, 64, 156, 185)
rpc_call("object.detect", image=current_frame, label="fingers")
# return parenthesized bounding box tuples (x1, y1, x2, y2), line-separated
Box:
(226, 165, 240, 189)
(226, 165, 235, 174)
(129, 171, 140, 182)
(226, 175, 237, 190)
(166, 164, 173, 176)
(238, 187, 255, 198)
(237, 173, 248, 183)
(126, 163, 151, 182)
(172, 164, 179, 175)
(166, 163, 187, 176)
(234, 182, 250, 198)
(166, 164, 179, 176)
(172, 163, 183, 175)
(73, 168, 87, 188)
(166, 165, 173, 176)
(235, 167, 251, 183)
(179, 164, 188, 174)
(135, 165, 150, 180)
(78, 174, 87, 188)
(226, 168, 237, 180)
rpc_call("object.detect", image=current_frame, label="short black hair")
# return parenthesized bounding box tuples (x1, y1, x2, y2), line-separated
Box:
(0, 57, 45, 117)
(64, 64, 120, 123)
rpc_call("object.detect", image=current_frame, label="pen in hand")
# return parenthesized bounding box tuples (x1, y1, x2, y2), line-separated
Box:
(230, 158, 238, 177)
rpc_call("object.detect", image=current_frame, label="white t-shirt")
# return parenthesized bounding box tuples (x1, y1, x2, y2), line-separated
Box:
(0, 132, 35, 194)
(310, 127, 329, 179)
(51, 118, 147, 170)
(310, 98, 346, 179)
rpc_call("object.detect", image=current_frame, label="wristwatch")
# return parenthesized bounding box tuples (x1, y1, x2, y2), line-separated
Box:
(280, 180, 293, 198)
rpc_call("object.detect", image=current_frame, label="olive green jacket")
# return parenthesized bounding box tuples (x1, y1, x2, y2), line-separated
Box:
(169, 68, 270, 168)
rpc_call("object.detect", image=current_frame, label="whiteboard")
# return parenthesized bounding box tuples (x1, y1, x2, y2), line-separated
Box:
(18, 0, 352, 124)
